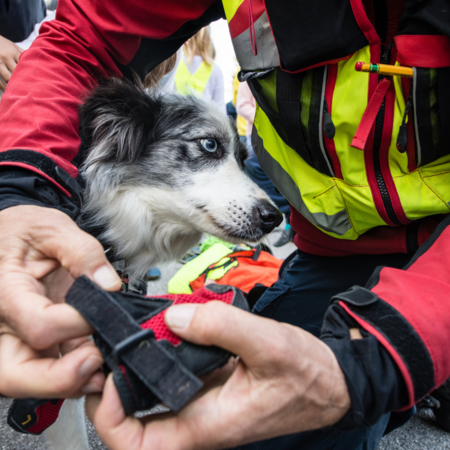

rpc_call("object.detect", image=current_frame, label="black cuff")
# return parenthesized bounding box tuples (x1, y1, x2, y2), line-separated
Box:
(0, 167, 79, 219)
(321, 304, 409, 430)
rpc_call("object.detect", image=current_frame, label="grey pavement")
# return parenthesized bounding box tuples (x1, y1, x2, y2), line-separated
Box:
(1, 229, 449, 449)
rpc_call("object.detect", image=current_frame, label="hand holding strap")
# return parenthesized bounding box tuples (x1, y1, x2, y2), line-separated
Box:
(66, 276, 203, 412)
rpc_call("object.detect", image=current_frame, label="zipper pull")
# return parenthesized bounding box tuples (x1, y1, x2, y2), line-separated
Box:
(397, 125, 408, 153)
(323, 98, 335, 139)
(396, 92, 412, 153)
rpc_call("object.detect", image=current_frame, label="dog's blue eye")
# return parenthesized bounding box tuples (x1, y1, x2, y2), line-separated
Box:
(200, 139, 218, 152)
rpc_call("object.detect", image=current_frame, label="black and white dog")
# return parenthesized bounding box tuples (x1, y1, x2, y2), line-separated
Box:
(45, 79, 281, 449)
(78, 78, 282, 287)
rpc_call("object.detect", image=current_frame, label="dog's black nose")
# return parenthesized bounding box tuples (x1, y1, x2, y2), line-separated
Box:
(253, 200, 283, 234)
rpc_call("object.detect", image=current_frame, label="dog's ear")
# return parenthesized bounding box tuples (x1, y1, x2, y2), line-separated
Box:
(79, 78, 161, 164)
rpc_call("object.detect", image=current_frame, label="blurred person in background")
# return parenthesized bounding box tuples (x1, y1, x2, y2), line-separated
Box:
(231, 71, 248, 143)
(0, 0, 55, 97)
(175, 26, 225, 114)
(237, 81, 293, 246)
(146, 50, 180, 96)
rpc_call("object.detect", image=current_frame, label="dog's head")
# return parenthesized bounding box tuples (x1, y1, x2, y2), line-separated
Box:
(79, 78, 282, 279)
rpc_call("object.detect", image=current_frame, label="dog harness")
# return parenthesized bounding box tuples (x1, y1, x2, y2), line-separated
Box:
(8, 276, 249, 434)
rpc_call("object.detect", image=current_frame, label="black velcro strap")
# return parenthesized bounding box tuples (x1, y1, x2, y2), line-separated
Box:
(331, 285, 380, 307)
(336, 296, 435, 403)
(66, 276, 203, 412)
(0, 149, 83, 202)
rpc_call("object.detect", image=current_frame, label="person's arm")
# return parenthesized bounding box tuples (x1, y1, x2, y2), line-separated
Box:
(322, 214, 450, 428)
(0, 35, 23, 92)
(0, 0, 222, 194)
(236, 81, 256, 124)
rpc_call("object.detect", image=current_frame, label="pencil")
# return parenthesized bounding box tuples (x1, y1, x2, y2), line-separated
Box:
(355, 61, 413, 78)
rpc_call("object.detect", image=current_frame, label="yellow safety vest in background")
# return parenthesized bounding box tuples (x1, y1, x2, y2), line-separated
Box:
(175, 59, 213, 96)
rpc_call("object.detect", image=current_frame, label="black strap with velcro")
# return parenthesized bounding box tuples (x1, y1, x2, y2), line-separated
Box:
(66, 276, 203, 412)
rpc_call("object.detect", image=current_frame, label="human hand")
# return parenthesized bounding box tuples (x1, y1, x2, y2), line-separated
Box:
(87, 301, 350, 450)
(0, 205, 121, 398)
(0, 35, 23, 91)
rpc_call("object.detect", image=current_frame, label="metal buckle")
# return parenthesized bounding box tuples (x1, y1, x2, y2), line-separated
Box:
(113, 329, 155, 364)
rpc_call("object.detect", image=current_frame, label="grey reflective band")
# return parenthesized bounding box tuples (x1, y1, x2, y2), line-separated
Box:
(254, 132, 352, 236)
(232, 12, 279, 71)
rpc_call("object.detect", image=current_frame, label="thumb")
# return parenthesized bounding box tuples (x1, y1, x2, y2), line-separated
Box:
(164, 301, 276, 366)
(31, 209, 121, 291)
(90, 374, 143, 450)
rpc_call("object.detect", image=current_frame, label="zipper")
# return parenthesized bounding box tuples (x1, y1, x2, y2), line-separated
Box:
(372, 43, 401, 225)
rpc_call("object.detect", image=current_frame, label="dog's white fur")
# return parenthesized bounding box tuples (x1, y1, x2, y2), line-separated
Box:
(45, 399, 88, 450)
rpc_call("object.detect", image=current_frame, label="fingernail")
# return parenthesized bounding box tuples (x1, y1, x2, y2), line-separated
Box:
(165, 304, 198, 331)
(93, 265, 120, 289)
(81, 381, 103, 395)
(79, 355, 103, 379)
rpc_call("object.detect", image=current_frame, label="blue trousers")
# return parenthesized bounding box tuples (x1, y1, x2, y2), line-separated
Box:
(233, 250, 414, 450)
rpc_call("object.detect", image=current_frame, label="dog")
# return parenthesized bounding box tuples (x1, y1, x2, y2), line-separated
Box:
(78, 78, 282, 288)
(43, 78, 281, 450)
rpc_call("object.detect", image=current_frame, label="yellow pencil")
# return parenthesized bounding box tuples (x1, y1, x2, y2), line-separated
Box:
(355, 61, 413, 78)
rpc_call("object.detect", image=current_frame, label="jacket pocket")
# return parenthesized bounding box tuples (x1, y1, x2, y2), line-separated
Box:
(412, 67, 450, 166)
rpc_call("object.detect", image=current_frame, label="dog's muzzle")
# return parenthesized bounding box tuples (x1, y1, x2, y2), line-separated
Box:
(252, 200, 283, 234)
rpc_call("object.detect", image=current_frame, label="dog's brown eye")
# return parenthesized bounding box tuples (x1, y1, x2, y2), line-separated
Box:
(200, 139, 218, 152)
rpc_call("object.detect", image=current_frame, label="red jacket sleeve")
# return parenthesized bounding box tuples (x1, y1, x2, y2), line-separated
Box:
(0, 0, 218, 188)
(330, 215, 450, 411)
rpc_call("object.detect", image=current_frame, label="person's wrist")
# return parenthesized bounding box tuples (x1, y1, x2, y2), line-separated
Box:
(315, 339, 351, 423)
(292, 327, 350, 428)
